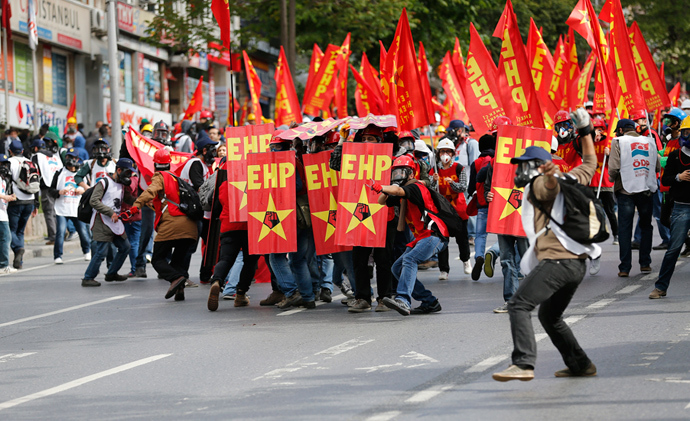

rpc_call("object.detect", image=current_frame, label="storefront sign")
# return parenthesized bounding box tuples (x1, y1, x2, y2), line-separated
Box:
(11, 0, 91, 52)
(3, 94, 81, 132)
(117, 2, 154, 37)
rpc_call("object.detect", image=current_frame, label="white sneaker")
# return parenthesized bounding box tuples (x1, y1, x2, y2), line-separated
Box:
(454, 256, 461, 260)
(146, 254, 152, 263)
(84, 252, 91, 261)
(439, 271, 449, 280)
(589, 257, 600, 275)
(0, 266, 17, 274)
(463, 260, 472, 274)
(54, 257, 64, 264)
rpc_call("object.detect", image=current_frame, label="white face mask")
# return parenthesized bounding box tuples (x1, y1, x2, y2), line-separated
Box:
(440, 154, 452, 164)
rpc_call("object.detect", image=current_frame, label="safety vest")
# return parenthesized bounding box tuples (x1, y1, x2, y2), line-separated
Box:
(589, 139, 614, 189)
(152, 171, 186, 230)
(473, 155, 492, 207)
(432, 163, 467, 219)
(86, 159, 116, 185)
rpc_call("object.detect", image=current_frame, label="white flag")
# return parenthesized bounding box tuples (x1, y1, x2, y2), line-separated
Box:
(28, 0, 38, 50)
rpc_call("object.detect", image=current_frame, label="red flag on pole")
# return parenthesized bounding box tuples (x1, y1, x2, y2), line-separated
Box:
(451, 37, 468, 97)
(183, 76, 203, 120)
(629, 22, 671, 111)
(304, 44, 324, 101)
(211, 0, 231, 50)
(302, 44, 339, 117)
(669, 83, 680, 107)
(2, 0, 11, 43)
(563, 29, 582, 109)
(438, 51, 469, 123)
(548, 36, 567, 110)
(243, 51, 263, 122)
(125, 128, 192, 184)
(334, 33, 351, 119)
(247, 151, 297, 254)
(350, 63, 386, 116)
(568, 52, 596, 109)
(417, 41, 435, 125)
(526, 18, 558, 128)
(274, 46, 301, 127)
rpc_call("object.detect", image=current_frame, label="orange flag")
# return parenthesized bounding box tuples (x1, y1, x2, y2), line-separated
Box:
(381, 8, 434, 131)
(493, 0, 543, 128)
(243, 51, 262, 122)
(526, 18, 558, 128)
(183, 76, 203, 120)
(274, 46, 301, 127)
(465, 22, 506, 134)
(211, 0, 231, 49)
(439, 51, 469, 123)
(304, 44, 324, 102)
(629, 22, 671, 111)
(451, 37, 468, 97)
(302, 44, 339, 117)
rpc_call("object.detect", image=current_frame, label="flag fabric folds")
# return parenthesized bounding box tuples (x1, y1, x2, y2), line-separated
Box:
(183, 76, 204, 120)
(274, 46, 302, 127)
(243, 51, 263, 122)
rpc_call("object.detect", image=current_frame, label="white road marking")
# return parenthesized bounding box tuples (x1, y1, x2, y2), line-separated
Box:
(535, 333, 548, 342)
(676, 261, 683, 266)
(0, 295, 130, 328)
(0, 354, 171, 411)
(355, 363, 404, 373)
(629, 363, 651, 366)
(400, 351, 438, 364)
(586, 299, 616, 309)
(685, 402, 690, 410)
(315, 338, 374, 357)
(642, 356, 660, 360)
(642, 273, 658, 281)
(0, 257, 83, 279)
(617, 285, 642, 294)
(648, 378, 690, 384)
(641, 352, 664, 355)
(465, 355, 509, 373)
(277, 294, 345, 316)
(405, 385, 454, 403)
(366, 411, 401, 421)
(0, 353, 36, 363)
(565, 315, 586, 325)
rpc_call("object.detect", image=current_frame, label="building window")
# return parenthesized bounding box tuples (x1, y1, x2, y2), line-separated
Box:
(13, 42, 33, 97)
(102, 51, 133, 103)
(51, 52, 68, 107)
(143, 58, 161, 110)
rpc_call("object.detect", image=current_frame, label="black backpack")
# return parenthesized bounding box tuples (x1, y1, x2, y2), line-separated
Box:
(165, 172, 204, 221)
(425, 186, 464, 238)
(528, 174, 609, 245)
(77, 178, 109, 223)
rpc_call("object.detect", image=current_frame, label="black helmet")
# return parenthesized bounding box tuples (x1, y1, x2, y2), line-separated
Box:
(152, 121, 171, 146)
(92, 138, 112, 160)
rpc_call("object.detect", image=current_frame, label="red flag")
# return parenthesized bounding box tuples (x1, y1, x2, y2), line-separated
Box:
(302, 44, 339, 117)
(379, 41, 387, 74)
(211, 0, 231, 50)
(563, 29, 581, 108)
(438, 52, 469, 123)
(487, 124, 552, 236)
(304, 44, 324, 101)
(350, 63, 386, 115)
(629, 22, 671, 111)
(243, 51, 263, 122)
(224, 124, 274, 222)
(239, 98, 248, 126)
(381, 8, 434, 131)
(64, 93, 77, 133)
(303, 151, 351, 255)
(125, 128, 192, 184)
(659, 62, 665, 87)
(354, 83, 367, 117)
(526, 18, 558, 128)
(451, 37, 468, 96)
(183, 75, 203, 120)
(669, 83, 680, 107)
(417, 42, 435, 125)
(608, 0, 646, 114)
(568, 52, 596, 109)
(465, 22, 506, 134)
(274, 46, 301, 127)
(1, 0, 11, 43)
(246, 151, 297, 254)
(548, 36, 567, 110)
(334, 34, 351, 119)
(493, 0, 544, 128)
(335, 142, 393, 248)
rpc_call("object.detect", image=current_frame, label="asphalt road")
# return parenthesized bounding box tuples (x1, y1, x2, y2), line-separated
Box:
(0, 235, 689, 420)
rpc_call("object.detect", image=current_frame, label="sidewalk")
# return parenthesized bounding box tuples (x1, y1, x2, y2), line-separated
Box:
(20, 214, 85, 264)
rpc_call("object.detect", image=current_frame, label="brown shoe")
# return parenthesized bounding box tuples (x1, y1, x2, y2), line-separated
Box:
(260, 290, 285, 306)
(207, 281, 220, 311)
(617, 271, 629, 278)
(492, 365, 534, 382)
(649, 288, 667, 299)
(555, 362, 597, 377)
(165, 276, 186, 299)
(234, 293, 250, 307)
(640, 266, 652, 273)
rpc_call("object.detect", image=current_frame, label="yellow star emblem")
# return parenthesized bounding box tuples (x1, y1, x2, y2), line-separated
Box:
(312, 192, 338, 241)
(579, 9, 589, 25)
(394, 65, 405, 88)
(229, 181, 247, 210)
(248, 194, 294, 242)
(493, 187, 524, 220)
(340, 185, 385, 234)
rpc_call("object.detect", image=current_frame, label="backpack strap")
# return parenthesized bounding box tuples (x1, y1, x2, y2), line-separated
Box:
(527, 177, 566, 234)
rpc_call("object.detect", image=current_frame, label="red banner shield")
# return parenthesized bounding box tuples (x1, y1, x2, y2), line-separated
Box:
(335, 142, 393, 248)
(246, 151, 297, 254)
(487, 125, 552, 237)
(125, 128, 192, 185)
(303, 151, 352, 255)
(224, 124, 274, 222)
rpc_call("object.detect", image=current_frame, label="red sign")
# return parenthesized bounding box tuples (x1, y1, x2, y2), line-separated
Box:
(303, 151, 351, 255)
(246, 151, 297, 254)
(487, 124, 552, 237)
(335, 142, 393, 248)
(224, 124, 274, 222)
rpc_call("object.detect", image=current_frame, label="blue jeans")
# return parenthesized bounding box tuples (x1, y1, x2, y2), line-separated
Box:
(67, 218, 76, 235)
(135, 206, 155, 270)
(0, 221, 10, 268)
(655, 203, 690, 292)
(467, 215, 476, 239)
(7, 203, 33, 252)
(497, 235, 529, 302)
(124, 220, 141, 273)
(475, 207, 489, 260)
(392, 235, 447, 306)
(222, 253, 243, 296)
(83, 236, 131, 280)
(634, 188, 670, 245)
(315, 255, 334, 292)
(332, 250, 355, 292)
(617, 192, 653, 273)
(54, 216, 91, 259)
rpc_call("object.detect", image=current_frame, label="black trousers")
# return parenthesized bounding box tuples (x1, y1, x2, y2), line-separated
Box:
(507, 259, 591, 372)
(353, 220, 396, 303)
(439, 218, 470, 272)
(211, 230, 260, 294)
(152, 238, 196, 282)
(598, 190, 618, 236)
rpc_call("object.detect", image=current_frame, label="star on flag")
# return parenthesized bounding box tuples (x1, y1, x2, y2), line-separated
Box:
(229, 181, 247, 210)
(340, 185, 385, 234)
(312, 192, 339, 241)
(493, 187, 524, 220)
(248, 194, 294, 242)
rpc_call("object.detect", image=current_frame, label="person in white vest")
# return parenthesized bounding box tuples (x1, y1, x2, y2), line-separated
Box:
(81, 158, 136, 287)
(493, 108, 598, 382)
(7, 140, 39, 269)
(30, 138, 63, 245)
(0, 154, 18, 274)
(75, 138, 117, 190)
(49, 149, 91, 264)
(607, 119, 660, 278)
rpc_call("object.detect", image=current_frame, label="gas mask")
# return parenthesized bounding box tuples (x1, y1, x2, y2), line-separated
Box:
(391, 167, 412, 186)
(555, 121, 576, 145)
(399, 139, 414, 154)
(93, 144, 111, 161)
(0, 163, 10, 179)
(414, 151, 430, 166)
(64, 155, 81, 171)
(513, 159, 544, 188)
(680, 129, 690, 149)
(118, 168, 133, 186)
(203, 146, 218, 166)
(440, 153, 453, 165)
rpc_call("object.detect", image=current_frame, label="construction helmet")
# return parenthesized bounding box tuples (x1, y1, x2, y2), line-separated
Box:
(553, 110, 571, 125)
(391, 155, 416, 186)
(680, 116, 690, 131)
(592, 117, 606, 129)
(199, 110, 213, 119)
(629, 109, 647, 121)
(437, 138, 455, 152)
(491, 116, 513, 133)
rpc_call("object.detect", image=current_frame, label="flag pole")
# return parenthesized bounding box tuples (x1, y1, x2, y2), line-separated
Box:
(30, 46, 38, 135)
(1, 28, 8, 128)
(596, 154, 607, 198)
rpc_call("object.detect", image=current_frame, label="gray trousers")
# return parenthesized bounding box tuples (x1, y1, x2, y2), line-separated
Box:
(41, 186, 56, 241)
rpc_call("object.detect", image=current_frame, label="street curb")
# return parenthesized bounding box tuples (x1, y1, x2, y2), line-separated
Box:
(22, 238, 85, 263)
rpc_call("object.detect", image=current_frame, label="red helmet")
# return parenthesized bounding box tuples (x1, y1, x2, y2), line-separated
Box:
(270, 130, 291, 144)
(491, 116, 513, 132)
(325, 130, 340, 145)
(361, 124, 384, 141)
(553, 110, 571, 125)
(397, 130, 414, 140)
(200, 110, 213, 119)
(629, 109, 647, 121)
(592, 117, 606, 129)
(153, 148, 171, 165)
(392, 155, 416, 170)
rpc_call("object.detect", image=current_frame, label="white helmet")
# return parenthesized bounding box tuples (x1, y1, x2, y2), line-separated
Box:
(414, 139, 431, 154)
(681, 98, 690, 111)
(436, 138, 455, 152)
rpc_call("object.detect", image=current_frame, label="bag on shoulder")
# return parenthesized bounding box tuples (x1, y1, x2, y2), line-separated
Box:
(165, 172, 204, 221)
(426, 187, 464, 238)
(296, 194, 311, 229)
(529, 174, 609, 244)
(78, 178, 108, 223)
(15, 159, 40, 194)
(198, 171, 217, 212)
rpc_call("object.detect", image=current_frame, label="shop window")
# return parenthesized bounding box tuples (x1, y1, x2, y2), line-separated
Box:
(13, 42, 33, 97)
(102, 51, 133, 103)
(51, 53, 68, 107)
(143, 58, 161, 110)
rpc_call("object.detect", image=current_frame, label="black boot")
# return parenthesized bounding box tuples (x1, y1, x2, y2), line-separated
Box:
(13, 248, 24, 269)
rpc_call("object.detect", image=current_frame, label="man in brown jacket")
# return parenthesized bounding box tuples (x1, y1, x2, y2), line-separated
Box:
(127, 149, 198, 301)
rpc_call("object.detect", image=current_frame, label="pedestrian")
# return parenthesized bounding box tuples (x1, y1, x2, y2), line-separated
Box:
(0, 154, 18, 274)
(30, 137, 63, 245)
(492, 108, 598, 382)
(7, 140, 39, 269)
(75, 139, 116, 189)
(81, 159, 135, 286)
